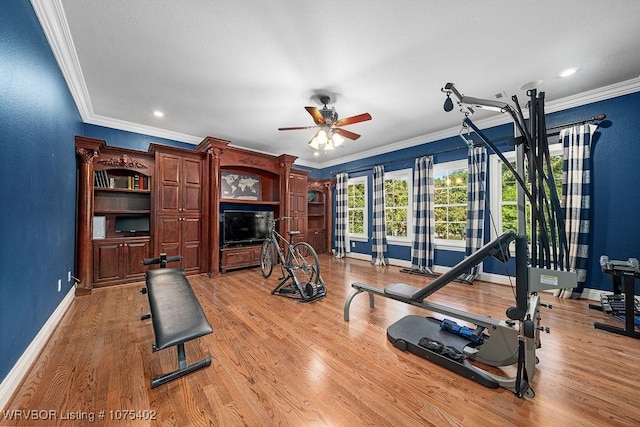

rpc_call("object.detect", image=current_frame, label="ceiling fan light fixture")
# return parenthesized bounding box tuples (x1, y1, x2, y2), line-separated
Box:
(308, 137, 320, 150)
(316, 130, 328, 145)
(279, 97, 371, 154)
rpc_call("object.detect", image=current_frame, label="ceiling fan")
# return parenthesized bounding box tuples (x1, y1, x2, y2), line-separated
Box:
(278, 96, 372, 151)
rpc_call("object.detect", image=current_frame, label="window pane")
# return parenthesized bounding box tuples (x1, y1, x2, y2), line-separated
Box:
(434, 166, 467, 242)
(450, 187, 467, 204)
(347, 180, 368, 237)
(449, 222, 466, 240)
(498, 153, 562, 243)
(434, 188, 448, 205)
(502, 205, 517, 232)
(449, 206, 466, 222)
(384, 176, 410, 238)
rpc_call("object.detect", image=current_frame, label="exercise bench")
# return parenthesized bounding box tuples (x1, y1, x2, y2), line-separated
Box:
(141, 254, 214, 388)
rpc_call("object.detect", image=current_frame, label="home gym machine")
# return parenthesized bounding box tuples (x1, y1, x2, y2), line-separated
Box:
(344, 84, 577, 398)
(588, 256, 640, 338)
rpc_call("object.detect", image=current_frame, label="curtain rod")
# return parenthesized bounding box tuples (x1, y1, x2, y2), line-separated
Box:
(546, 113, 606, 132)
(331, 113, 606, 176)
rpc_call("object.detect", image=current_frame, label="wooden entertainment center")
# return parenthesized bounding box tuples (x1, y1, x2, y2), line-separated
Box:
(75, 135, 332, 294)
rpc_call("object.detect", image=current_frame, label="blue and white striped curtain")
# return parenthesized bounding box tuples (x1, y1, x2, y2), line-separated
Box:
(462, 146, 488, 281)
(556, 124, 596, 299)
(371, 165, 388, 265)
(335, 173, 349, 258)
(411, 156, 435, 273)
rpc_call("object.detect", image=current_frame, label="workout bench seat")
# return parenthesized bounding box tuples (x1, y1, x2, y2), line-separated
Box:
(144, 267, 213, 388)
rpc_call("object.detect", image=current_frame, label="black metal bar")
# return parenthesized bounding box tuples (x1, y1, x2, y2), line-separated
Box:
(546, 114, 606, 132)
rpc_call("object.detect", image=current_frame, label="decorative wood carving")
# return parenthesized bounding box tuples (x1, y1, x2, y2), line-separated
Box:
(76, 147, 99, 164)
(98, 155, 148, 169)
(239, 156, 266, 168)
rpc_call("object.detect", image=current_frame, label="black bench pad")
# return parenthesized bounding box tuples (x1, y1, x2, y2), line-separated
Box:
(146, 268, 213, 350)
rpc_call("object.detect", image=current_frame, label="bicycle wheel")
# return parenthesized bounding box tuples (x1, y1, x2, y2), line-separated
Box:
(260, 239, 275, 278)
(288, 242, 320, 286)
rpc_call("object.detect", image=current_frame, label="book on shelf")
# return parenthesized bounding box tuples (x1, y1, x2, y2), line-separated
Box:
(134, 174, 140, 189)
(94, 170, 109, 188)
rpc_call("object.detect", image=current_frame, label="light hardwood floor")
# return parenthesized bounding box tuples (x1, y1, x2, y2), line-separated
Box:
(2, 255, 639, 426)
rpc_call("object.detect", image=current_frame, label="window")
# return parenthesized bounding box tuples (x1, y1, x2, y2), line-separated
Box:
(384, 169, 412, 243)
(434, 160, 467, 245)
(490, 143, 563, 241)
(347, 177, 367, 239)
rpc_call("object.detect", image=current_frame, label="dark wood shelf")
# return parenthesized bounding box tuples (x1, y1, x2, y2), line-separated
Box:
(95, 187, 151, 194)
(93, 209, 151, 215)
(220, 198, 280, 205)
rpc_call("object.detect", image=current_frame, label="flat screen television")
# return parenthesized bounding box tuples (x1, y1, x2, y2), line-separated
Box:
(223, 210, 273, 246)
(115, 215, 150, 234)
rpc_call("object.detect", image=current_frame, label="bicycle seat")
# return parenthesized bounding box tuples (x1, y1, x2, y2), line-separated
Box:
(287, 230, 300, 236)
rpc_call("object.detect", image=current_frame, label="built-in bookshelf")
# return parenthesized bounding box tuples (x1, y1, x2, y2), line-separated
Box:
(94, 169, 151, 190)
(307, 180, 327, 254)
(93, 169, 151, 239)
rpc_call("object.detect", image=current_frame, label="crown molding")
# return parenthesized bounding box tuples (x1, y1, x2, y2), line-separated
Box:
(311, 77, 640, 169)
(86, 114, 202, 144)
(544, 76, 640, 113)
(33, 0, 640, 168)
(31, 0, 93, 120)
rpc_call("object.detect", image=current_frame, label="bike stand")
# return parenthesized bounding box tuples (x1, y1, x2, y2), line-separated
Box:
(271, 272, 327, 303)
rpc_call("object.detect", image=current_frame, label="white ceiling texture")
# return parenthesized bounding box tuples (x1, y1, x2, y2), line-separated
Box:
(33, 0, 640, 167)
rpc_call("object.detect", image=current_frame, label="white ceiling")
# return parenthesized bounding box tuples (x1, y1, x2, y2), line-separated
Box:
(34, 0, 640, 168)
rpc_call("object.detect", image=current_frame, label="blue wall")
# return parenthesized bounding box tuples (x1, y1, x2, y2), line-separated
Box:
(0, 1, 195, 385)
(0, 1, 82, 382)
(82, 124, 195, 152)
(319, 91, 640, 292)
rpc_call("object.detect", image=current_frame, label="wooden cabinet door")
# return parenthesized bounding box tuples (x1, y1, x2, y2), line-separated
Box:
(182, 157, 202, 214)
(181, 216, 202, 274)
(123, 239, 150, 281)
(157, 216, 181, 257)
(308, 230, 326, 254)
(289, 173, 307, 241)
(157, 153, 181, 215)
(93, 240, 122, 284)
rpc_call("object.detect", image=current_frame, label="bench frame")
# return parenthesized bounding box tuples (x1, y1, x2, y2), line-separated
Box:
(141, 254, 213, 388)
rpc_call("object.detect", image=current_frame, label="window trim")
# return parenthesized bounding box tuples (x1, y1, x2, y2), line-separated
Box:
(433, 159, 467, 250)
(347, 176, 368, 240)
(384, 168, 412, 246)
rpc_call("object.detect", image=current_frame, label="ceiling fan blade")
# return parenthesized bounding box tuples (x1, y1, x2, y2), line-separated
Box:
(334, 128, 361, 140)
(278, 126, 318, 131)
(305, 106, 326, 125)
(334, 113, 372, 127)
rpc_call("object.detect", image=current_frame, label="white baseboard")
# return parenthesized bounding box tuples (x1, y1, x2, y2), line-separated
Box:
(0, 287, 75, 411)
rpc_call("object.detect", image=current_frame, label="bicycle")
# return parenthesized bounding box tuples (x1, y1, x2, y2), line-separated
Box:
(258, 215, 326, 302)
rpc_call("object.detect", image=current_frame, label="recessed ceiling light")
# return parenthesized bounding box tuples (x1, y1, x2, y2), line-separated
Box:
(313, 152, 319, 156)
(153, 110, 165, 118)
(558, 67, 579, 78)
